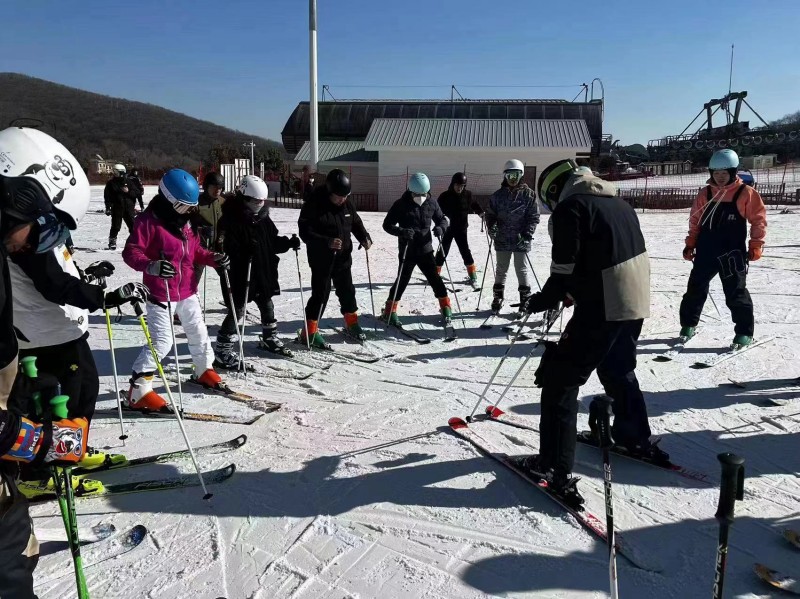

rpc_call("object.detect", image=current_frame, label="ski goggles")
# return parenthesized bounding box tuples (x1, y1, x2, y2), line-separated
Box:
(0, 174, 74, 253)
(504, 170, 523, 184)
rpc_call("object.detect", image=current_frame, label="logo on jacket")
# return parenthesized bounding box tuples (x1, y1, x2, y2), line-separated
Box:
(77, 316, 84, 325)
(70, 363, 79, 372)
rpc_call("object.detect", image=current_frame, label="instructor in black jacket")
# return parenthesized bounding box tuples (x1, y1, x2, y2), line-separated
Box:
(297, 169, 372, 347)
(103, 164, 138, 249)
(434, 172, 480, 285)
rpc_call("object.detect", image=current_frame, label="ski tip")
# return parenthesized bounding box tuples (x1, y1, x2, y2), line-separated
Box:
(127, 525, 148, 546)
(448, 416, 468, 429)
(234, 434, 248, 448)
(485, 405, 504, 418)
(784, 529, 800, 548)
(203, 493, 214, 501)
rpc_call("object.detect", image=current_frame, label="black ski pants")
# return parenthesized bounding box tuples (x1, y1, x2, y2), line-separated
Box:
(18, 334, 99, 422)
(679, 251, 754, 335)
(534, 313, 651, 478)
(219, 294, 276, 337)
(435, 226, 474, 267)
(388, 251, 448, 302)
(305, 256, 358, 320)
(0, 475, 38, 599)
(109, 199, 136, 240)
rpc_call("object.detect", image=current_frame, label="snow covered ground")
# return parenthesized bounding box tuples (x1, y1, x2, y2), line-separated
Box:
(30, 186, 800, 598)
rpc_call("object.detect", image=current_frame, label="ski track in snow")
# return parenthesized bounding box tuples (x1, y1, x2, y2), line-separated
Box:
(30, 189, 800, 597)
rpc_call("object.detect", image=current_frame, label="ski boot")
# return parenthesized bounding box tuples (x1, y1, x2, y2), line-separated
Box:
(732, 334, 753, 348)
(214, 333, 242, 370)
(298, 320, 330, 349)
(549, 473, 585, 511)
(513, 454, 552, 479)
(381, 300, 403, 327)
(19, 475, 105, 500)
(439, 297, 453, 325)
(127, 374, 168, 412)
(624, 439, 671, 468)
(258, 326, 293, 357)
(107, 237, 117, 250)
(193, 368, 224, 389)
(517, 286, 532, 318)
(467, 264, 479, 289)
(344, 312, 367, 341)
(679, 326, 696, 340)
(490, 284, 504, 314)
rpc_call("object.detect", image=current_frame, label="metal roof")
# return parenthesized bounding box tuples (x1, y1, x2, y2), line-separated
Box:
(293, 140, 377, 163)
(364, 119, 592, 150)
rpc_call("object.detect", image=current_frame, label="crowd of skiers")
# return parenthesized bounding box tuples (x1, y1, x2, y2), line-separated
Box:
(0, 120, 768, 595)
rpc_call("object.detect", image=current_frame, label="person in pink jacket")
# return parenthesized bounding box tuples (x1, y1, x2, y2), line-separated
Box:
(123, 169, 230, 410)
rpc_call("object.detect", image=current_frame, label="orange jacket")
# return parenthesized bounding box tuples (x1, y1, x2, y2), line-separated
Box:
(685, 177, 767, 250)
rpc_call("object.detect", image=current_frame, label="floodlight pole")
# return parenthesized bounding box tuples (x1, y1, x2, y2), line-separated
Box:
(309, 0, 319, 172)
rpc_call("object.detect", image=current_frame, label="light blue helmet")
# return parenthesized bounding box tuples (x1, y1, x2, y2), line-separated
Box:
(408, 172, 431, 195)
(709, 149, 739, 170)
(159, 168, 200, 207)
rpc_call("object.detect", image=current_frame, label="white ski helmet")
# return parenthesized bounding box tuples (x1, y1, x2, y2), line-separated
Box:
(113, 163, 126, 176)
(0, 127, 90, 228)
(237, 174, 269, 200)
(503, 159, 525, 173)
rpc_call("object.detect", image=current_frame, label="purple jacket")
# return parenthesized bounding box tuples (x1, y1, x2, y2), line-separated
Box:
(123, 209, 216, 303)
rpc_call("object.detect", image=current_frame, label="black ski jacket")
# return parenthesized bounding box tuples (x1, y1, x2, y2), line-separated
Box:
(298, 186, 370, 270)
(383, 192, 449, 257)
(436, 177, 478, 230)
(128, 174, 145, 209)
(218, 194, 293, 303)
(103, 176, 139, 211)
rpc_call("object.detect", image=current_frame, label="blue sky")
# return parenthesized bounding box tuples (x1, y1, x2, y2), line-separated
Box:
(3, 0, 799, 146)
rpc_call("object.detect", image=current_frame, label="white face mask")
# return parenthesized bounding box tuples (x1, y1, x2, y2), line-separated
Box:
(413, 194, 427, 206)
(246, 199, 265, 213)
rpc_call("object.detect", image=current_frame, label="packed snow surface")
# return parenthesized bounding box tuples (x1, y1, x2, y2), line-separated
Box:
(31, 187, 800, 598)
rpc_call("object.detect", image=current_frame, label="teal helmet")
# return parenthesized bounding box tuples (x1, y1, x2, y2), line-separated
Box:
(408, 172, 431, 195)
(709, 149, 739, 170)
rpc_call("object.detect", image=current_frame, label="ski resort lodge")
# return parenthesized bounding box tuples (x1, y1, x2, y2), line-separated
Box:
(282, 99, 601, 209)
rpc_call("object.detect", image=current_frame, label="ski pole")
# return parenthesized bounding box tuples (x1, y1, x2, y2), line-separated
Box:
(476, 236, 494, 310)
(294, 249, 311, 349)
(105, 308, 128, 443)
(133, 301, 212, 499)
(590, 395, 619, 599)
(238, 259, 252, 379)
(524, 252, 542, 292)
(161, 255, 184, 414)
(713, 452, 745, 599)
(439, 235, 466, 328)
(364, 247, 377, 328)
(387, 243, 409, 322)
(201, 267, 207, 320)
(221, 268, 246, 375)
(467, 313, 533, 421)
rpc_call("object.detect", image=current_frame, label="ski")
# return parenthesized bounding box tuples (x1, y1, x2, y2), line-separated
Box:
(380, 321, 433, 344)
(479, 313, 501, 329)
(293, 330, 382, 363)
(72, 434, 247, 476)
(484, 406, 711, 484)
(184, 377, 284, 410)
(332, 327, 395, 359)
(691, 336, 775, 369)
(653, 334, 694, 362)
(447, 417, 653, 571)
(36, 522, 117, 544)
(785, 529, 800, 549)
(754, 563, 800, 594)
(96, 402, 263, 426)
(27, 465, 236, 503)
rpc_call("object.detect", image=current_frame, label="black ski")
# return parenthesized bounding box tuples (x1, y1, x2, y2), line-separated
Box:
(73, 435, 247, 476)
(653, 334, 695, 362)
(292, 333, 382, 364)
(691, 336, 775, 369)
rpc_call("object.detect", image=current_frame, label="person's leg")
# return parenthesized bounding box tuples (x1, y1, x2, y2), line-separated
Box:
(492, 251, 512, 309)
(0, 477, 38, 599)
(305, 261, 332, 321)
(129, 301, 173, 404)
(418, 252, 449, 299)
(513, 251, 532, 303)
(435, 228, 455, 268)
(122, 200, 136, 233)
(175, 295, 214, 374)
(717, 250, 754, 337)
(679, 259, 717, 330)
(109, 204, 122, 247)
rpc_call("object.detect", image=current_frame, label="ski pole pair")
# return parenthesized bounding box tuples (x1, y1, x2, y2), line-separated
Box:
(220, 261, 252, 378)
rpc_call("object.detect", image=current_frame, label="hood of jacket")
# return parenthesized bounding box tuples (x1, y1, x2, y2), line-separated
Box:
(559, 175, 618, 203)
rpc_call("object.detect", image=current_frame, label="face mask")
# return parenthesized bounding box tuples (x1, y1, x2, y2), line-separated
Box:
(34, 213, 71, 253)
(246, 199, 265, 214)
(413, 194, 427, 206)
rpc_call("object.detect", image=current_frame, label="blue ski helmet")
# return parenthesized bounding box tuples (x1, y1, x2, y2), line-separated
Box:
(408, 173, 430, 195)
(159, 169, 199, 208)
(709, 149, 739, 170)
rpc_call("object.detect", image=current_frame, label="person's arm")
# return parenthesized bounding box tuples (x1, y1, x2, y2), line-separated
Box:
(485, 192, 499, 229)
(267, 218, 293, 254)
(432, 200, 449, 233)
(742, 188, 767, 250)
(10, 250, 104, 311)
(191, 230, 218, 267)
(349, 204, 370, 246)
(122, 217, 154, 272)
(103, 182, 113, 210)
(537, 201, 581, 308)
(685, 188, 709, 249)
(382, 202, 402, 236)
(297, 202, 330, 244)
(523, 190, 540, 239)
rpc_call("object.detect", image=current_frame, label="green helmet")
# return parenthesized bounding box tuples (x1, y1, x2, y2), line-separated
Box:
(537, 158, 579, 211)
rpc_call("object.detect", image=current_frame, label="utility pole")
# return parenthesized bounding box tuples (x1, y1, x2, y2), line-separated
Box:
(243, 141, 256, 175)
(309, 0, 319, 173)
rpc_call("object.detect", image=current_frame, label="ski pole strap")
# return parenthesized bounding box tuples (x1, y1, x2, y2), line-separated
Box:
(589, 395, 614, 449)
(715, 453, 745, 525)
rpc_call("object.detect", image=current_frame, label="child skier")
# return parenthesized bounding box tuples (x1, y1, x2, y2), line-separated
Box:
(382, 173, 453, 329)
(215, 175, 301, 367)
(434, 172, 480, 287)
(123, 169, 231, 410)
(485, 159, 540, 315)
(679, 149, 766, 346)
(297, 169, 373, 347)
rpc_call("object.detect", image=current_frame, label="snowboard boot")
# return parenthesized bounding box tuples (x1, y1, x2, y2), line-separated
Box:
(299, 320, 329, 349)
(438, 296, 453, 324)
(214, 333, 241, 370)
(107, 237, 117, 250)
(732, 334, 753, 347)
(127, 374, 168, 412)
(467, 264, 479, 287)
(490, 285, 504, 314)
(381, 300, 402, 327)
(679, 326, 696, 339)
(344, 312, 367, 341)
(259, 326, 293, 357)
(195, 368, 223, 389)
(518, 286, 532, 318)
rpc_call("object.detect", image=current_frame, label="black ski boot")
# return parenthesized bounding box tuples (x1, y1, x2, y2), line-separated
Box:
(214, 333, 241, 370)
(517, 286, 531, 318)
(107, 237, 117, 250)
(624, 439, 671, 467)
(258, 328, 293, 357)
(549, 473, 585, 511)
(490, 284, 504, 314)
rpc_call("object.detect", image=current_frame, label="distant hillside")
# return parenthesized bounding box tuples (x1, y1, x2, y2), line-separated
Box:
(0, 73, 283, 171)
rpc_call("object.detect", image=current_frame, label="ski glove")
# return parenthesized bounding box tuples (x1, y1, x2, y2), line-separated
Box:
(748, 246, 763, 261)
(489, 225, 498, 239)
(1, 416, 86, 464)
(400, 228, 415, 240)
(84, 260, 115, 283)
(523, 292, 551, 315)
(516, 233, 532, 249)
(104, 282, 151, 308)
(105, 207, 112, 216)
(213, 253, 231, 269)
(682, 246, 695, 261)
(433, 226, 444, 239)
(146, 260, 176, 279)
(289, 234, 302, 250)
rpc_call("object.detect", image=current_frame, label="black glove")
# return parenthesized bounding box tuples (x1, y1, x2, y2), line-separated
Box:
(400, 228, 415, 240)
(145, 260, 176, 279)
(523, 292, 550, 315)
(433, 226, 444, 239)
(289, 234, 302, 250)
(104, 282, 151, 308)
(84, 260, 115, 282)
(489, 224, 498, 239)
(105, 207, 112, 216)
(516, 233, 532, 249)
(214, 253, 231, 269)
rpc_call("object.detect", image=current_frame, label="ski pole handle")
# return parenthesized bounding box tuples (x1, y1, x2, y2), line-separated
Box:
(20, 356, 43, 415)
(590, 395, 614, 449)
(715, 452, 745, 525)
(49, 395, 70, 419)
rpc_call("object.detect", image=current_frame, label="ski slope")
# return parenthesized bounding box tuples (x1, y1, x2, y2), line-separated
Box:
(30, 187, 800, 598)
